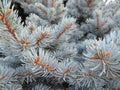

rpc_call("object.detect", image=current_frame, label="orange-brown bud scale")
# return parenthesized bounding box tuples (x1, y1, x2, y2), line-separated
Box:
(90, 56, 98, 59)
(23, 43, 27, 48)
(0, 13, 4, 20)
(46, 65, 53, 71)
(34, 56, 55, 71)
(85, 72, 94, 76)
(63, 67, 73, 74)
(19, 37, 31, 48)
(105, 51, 112, 56)
(29, 25, 35, 33)
(6, 9, 12, 14)
(34, 56, 41, 64)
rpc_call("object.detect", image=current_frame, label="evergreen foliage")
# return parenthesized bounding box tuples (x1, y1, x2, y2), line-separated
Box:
(0, 0, 120, 90)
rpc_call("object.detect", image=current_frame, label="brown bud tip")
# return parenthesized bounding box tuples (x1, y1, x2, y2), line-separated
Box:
(0, 13, 4, 20)
(0, 16, 3, 20)
(105, 51, 112, 56)
(7, 9, 12, 14)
